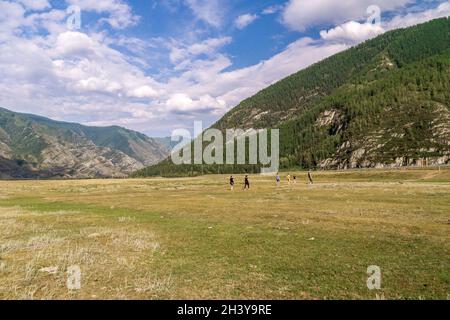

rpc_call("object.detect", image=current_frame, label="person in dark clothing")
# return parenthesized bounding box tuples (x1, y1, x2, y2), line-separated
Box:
(244, 175, 250, 190)
(230, 176, 235, 190)
(308, 170, 314, 185)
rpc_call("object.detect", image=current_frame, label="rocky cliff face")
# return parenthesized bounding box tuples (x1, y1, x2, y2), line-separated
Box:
(315, 103, 450, 169)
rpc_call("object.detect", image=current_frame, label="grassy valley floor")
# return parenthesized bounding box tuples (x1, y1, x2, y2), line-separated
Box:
(0, 168, 449, 299)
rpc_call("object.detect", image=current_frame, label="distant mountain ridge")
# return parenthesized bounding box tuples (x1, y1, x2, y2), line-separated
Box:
(0, 107, 169, 179)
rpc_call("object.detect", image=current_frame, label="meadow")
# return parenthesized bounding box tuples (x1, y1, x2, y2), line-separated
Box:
(0, 168, 449, 300)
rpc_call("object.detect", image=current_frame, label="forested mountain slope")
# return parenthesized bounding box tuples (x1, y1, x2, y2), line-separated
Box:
(136, 18, 449, 177)
(215, 18, 449, 131)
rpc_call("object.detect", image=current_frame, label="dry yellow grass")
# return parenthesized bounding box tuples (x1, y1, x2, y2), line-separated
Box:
(0, 168, 449, 300)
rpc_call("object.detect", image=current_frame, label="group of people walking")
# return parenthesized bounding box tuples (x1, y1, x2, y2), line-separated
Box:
(279, 173, 297, 185)
(229, 170, 314, 190)
(229, 175, 250, 190)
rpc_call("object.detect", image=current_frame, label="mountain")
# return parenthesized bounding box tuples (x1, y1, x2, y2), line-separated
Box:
(154, 137, 180, 151)
(134, 18, 449, 177)
(0, 107, 169, 179)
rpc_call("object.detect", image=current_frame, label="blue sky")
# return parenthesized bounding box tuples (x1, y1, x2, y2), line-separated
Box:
(0, 0, 448, 136)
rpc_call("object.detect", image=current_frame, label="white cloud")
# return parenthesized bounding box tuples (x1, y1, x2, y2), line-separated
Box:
(24, 9, 68, 35)
(52, 31, 97, 57)
(262, 5, 283, 15)
(0, 0, 448, 136)
(386, 1, 450, 29)
(0, 1, 26, 36)
(319, 2, 450, 44)
(0, 27, 163, 116)
(166, 93, 226, 113)
(320, 21, 385, 43)
(161, 37, 348, 116)
(128, 85, 159, 99)
(169, 37, 232, 64)
(166, 93, 194, 111)
(0, 0, 349, 133)
(235, 13, 258, 30)
(184, 0, 224, 27)
(188, 37, 232, 56)
(18, 0, 50, 11)
(282, 0, 413, 31)
(66, 0, 140, 29)
(216, 38, 347, 102)
(76, 77, 122, 93)
(0, 37, 56, 84)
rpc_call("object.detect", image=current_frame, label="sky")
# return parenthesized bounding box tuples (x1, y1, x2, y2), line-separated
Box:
(0, 0, 449, 137)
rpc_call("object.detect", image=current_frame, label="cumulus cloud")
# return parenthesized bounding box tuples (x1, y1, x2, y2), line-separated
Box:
(0, 1, 26, 35)
(128, 85, 159, 99)
(235, 13, 258, 29)
(0, 11, 347, 134)
(52, 31, 97, 57)
(166, 93, 225, 113)
(386, 1, 450, 29)
(0, 0, 448, 136)
(66, 0, 140, 29)
(50, 31, 162, 98)
(319, 2, 450, 44)
(25, 9, 68, 35)
(165, 37, 348, 114)
(184, 0, 225, 27)
(18, 0, 50, 11)
(169, 37, 232, 64)
(262, 5, 283, 15)
(320, 21, 385, 43)
(282, 0, 413, 31)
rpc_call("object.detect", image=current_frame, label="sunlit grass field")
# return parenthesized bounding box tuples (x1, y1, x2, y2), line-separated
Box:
(0, 168, 449, 300)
